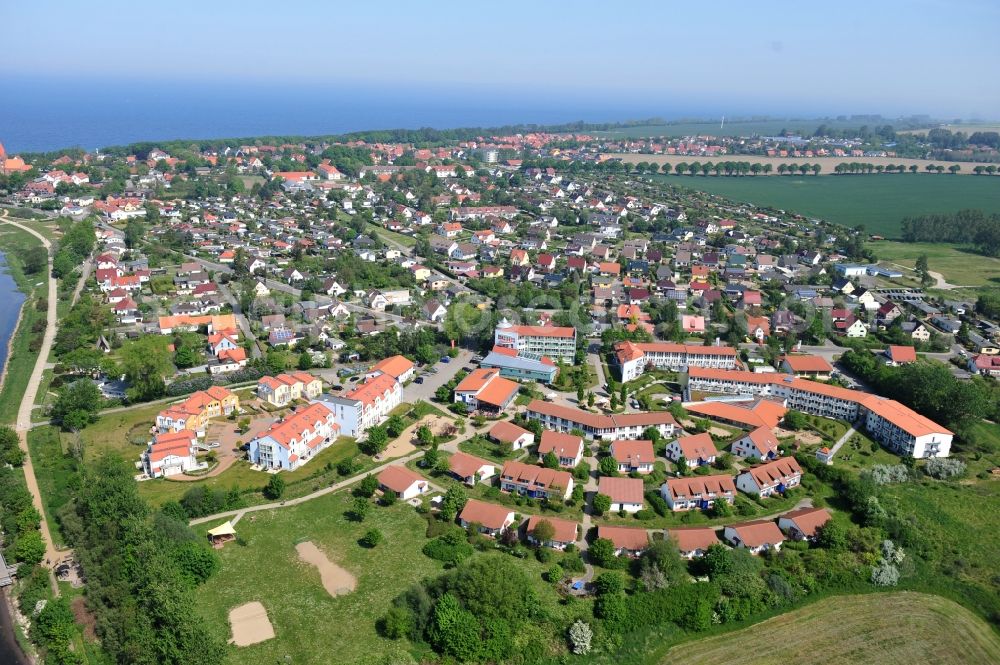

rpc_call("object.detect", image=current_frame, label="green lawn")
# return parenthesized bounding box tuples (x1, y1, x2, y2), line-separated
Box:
(458, 433, 519, 463)
(869, 240, 1000, 289)
(657, 174, 1000, 237)
(367, 222, 417, 248)
(193, 493, 444, 665)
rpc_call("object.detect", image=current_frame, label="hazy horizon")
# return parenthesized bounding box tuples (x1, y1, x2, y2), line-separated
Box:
(2, 0, 999, 152)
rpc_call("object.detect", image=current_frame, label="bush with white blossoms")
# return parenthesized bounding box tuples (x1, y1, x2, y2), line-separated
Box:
(923, 457, 966, 480)
(868, 464, 910, 485)
(568, 620, 593, 655)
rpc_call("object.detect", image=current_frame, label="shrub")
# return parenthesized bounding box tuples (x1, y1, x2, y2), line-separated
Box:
(923, 457, 966, 480)
(568, 620, 593, 655)
(422, 528, 474, 565)
(871, 561, 900, 586)
(867, 464, 910, 485)
(360, 529, 384, 548)
(263, 474, 285, 500)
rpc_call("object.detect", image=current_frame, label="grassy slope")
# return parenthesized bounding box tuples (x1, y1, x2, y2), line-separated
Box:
(656, 174, 1000, 237)
(660, 592, 1000, 665)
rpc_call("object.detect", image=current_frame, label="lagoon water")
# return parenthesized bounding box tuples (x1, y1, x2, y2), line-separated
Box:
(0, 252, 28, 663)
(0, 250, 26, 382)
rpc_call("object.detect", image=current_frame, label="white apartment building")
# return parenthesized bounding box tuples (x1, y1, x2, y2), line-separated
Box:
(685, 367, 953, 458)
(494, 319, 577, 363)
(615, 341, 739, 381)
(320, 372, 402, 438)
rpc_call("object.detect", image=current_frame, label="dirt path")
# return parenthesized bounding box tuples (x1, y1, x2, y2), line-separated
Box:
(2, 211, 71, 577)
(295, 541, 356, 597)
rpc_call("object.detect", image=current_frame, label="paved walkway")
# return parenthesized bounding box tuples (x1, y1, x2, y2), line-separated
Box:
(826, 424, 858, 460)
(1, 211, 72, 579)
(190, 435, 465, 526)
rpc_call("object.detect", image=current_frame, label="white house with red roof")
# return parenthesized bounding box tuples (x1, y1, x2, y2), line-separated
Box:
(459, 499, 516, 537)
(730, 426, 781, 461)
(723, 520, 785, 554)
(664, 432, 718, 468)
(525, 515, 578, 550)
(736, 457, 803, 497)
(609, 439, 655, 474)
(538, 430, 584, 468)
(377, 465, 428, 500)
(142, 429, 200, 478)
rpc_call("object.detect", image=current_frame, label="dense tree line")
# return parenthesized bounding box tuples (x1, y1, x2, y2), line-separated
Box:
(52, 217, 96, 279)
(61, 455, 224, 665)
(899, 209, 1000, 256)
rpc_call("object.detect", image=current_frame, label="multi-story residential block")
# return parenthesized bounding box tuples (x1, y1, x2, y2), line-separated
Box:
(142, 429, 200, 478)
(494, 319, 577, 363)
(685, 367, 952, 458)
(614, 340, 739, 381)
(320, 372, 402, 438)
(525, 400, 678, 441)
(155, 386, 240, 435)
(366, 355, 415, 384)
(248, 402, 339, 471)
(257, 372, 323, 407)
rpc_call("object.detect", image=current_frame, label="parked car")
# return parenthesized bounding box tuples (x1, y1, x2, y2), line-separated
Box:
(440, 356, 451, 363)
(415, 376, 424, 384)
(331, 384, 344, 391)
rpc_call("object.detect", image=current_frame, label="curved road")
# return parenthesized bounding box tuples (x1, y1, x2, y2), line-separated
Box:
(0, 211, 69, 574)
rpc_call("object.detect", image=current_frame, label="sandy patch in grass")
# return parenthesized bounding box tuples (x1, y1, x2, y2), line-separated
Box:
(382, 414, 453, 459)
(296, 540, 357, 597)
(229, 601, 275, 646)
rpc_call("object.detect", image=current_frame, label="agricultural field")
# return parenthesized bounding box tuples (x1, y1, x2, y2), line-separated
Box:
(659, 592, 1000, 665)
(621, 153, 1000, 176)
(650, 173, 1000, 237)
(590, 118, 886, 139)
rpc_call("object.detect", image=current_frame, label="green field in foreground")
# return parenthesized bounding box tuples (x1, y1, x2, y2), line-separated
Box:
(660, 592, 1000, 665)
(655, 173, 1000, 237)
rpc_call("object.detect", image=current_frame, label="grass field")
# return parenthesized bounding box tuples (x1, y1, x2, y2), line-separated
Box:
(194, 493, 442, 665)
(651, 173, 1000, 236)
(193, 491, 571, 665)
(660, 592, 1000, 665)
(870, 240, 1000, 289)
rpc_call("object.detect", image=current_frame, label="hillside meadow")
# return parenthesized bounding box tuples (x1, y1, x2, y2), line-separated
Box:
(659, 592, 1000, 665)
(650, 173, 1000, 237)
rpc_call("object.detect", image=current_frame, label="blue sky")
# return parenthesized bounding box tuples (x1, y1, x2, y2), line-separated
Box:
(3, 0, 1000, 118)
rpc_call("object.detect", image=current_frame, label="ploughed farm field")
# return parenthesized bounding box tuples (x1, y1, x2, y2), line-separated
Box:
(661, 592, 1000, 665)
(650, 173, 1000, 237)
